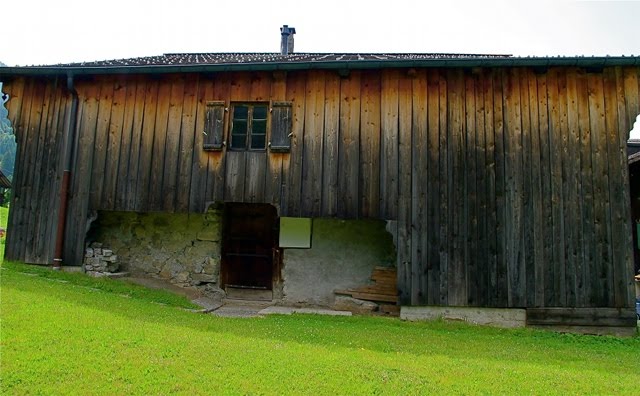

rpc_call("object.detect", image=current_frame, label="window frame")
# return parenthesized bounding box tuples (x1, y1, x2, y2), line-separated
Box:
(228, 102, 270, 152)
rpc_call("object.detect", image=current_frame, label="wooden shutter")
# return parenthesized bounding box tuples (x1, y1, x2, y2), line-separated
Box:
(269, 101, 292, 153)
(203, 101, 225, 151)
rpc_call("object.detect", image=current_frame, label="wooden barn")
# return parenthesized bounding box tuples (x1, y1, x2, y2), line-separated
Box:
(1, 29, 638, 334)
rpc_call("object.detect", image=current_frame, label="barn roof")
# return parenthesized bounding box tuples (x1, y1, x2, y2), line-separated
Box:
(1, 53, 639, 77)
(0, 169, 11, 189)
(58, 52, 512, 67)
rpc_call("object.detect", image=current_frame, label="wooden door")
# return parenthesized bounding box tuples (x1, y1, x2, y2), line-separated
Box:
(221, 203, 277, 290)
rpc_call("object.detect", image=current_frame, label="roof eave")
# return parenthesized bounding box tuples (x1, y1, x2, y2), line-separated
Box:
(1, 56, 639, 78)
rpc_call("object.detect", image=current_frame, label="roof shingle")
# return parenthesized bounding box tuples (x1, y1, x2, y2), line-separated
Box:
(58, 52, 512, 67)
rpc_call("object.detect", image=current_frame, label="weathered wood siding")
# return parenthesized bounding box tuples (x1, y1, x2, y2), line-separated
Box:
(3, 66, 639, 310)
(3, 77, 68, 264)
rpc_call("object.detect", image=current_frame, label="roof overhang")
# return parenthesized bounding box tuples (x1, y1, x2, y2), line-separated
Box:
(1, 55, 639, 79)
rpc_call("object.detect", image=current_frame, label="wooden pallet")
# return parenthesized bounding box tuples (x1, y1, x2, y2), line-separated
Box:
(335, 267, 398, 304)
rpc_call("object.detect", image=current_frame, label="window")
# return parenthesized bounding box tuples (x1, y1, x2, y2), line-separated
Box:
(202, 101, 293, 153)
(230, 104, 268, 150)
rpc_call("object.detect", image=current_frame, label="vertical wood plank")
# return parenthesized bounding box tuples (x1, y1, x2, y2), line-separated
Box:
(410, 70, 427, 305)
(602, 67, 628, 308)
(493, 69, 507, 307)
(504, 68, 525, 307)
(30, 81, 60, 262)
(282, 72, 306, 216)
(245, 152, 266, 202)
(360, 70, 381, 219)
(397, 72, 413, 304)
(135, 79, 159, 212)
(102, 80, 127, 210)
(482, 72, 496, 308)
(622, 67, 639, 305)
(526, 70, 544, 307)
(587, 71, 611, 306)
(438, 71, 449, 306)
(278, 73, 301, 215)
(616, 67, 637, 307)
(564, 69, 582, 307)
(575, 69, 594, 307)
(22, 81, 48, 262)
(162, 75, 186, 211)
(474, 71, 489, 307)
(464, 72, 478, 306)
(538, 72, 557, 306)
(116, 76, 140, 211)
(175, 75, 199, 212)
(337, 71, 360, 218)
(188, 75, 212, 212)
(380, 69, 399, 220)
(64, 82, 101, 264)
(23, 80, 48, 261)
(89, 78, 114, 210)
(321, 72, 340, 217)
(447, 69, 468, 306)
(547, 69, 567, 307)
(147, 78, 171, 211)
(557, 70, 575, 308)
(520, 69, 535, 307)
(301, 70, 325, 216)
(6, 78, 34, 261)
(426, 69, 441, 305)
(42, 87, 67, 262)
(125, 78, 147, 211)
(265, 72, 288, 212)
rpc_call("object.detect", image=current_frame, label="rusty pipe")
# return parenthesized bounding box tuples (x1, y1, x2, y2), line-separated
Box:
(53, 74, 78, 268)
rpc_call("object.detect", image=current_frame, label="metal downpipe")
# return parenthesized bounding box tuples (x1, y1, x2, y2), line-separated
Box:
(52, 74, 78, 268)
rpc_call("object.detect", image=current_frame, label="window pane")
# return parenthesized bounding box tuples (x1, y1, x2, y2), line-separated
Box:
(251, 134, 266, 150)
(231, 118, 247, 149)
(252, 119, 267, 135)
(233, 105, 248, 119)
(253, 105, 267, 119)
(232, 134, 246, 149)
(232, 120, 247, 136)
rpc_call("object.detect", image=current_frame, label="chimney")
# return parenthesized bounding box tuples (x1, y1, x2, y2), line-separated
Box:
(280, 25, 296, 55)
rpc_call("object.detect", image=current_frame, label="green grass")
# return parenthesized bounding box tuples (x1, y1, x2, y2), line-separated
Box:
(2, 262, 639, 395)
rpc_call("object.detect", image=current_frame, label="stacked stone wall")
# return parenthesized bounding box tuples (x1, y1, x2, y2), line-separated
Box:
(90, 206, 223, 297)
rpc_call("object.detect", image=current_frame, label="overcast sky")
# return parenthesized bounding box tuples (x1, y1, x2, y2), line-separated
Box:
(2, 0, 640, 67)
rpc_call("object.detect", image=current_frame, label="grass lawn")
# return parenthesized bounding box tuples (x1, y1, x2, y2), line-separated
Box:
(2, 262, 639, 395)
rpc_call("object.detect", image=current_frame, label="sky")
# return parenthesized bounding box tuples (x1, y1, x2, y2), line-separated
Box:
(2, 0, 640, 67)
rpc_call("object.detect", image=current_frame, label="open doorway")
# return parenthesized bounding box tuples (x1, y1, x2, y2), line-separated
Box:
(221, 203, 279, 300)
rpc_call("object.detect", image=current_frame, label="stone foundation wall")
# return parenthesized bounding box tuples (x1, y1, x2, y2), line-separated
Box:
(90, 211, 396, 307)
(90, 207, 222, 295)
(281, 218, 396, 307)
(84, 242, 119, 276)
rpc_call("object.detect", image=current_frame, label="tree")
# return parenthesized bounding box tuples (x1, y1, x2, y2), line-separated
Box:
(0, 82, 16, 180)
